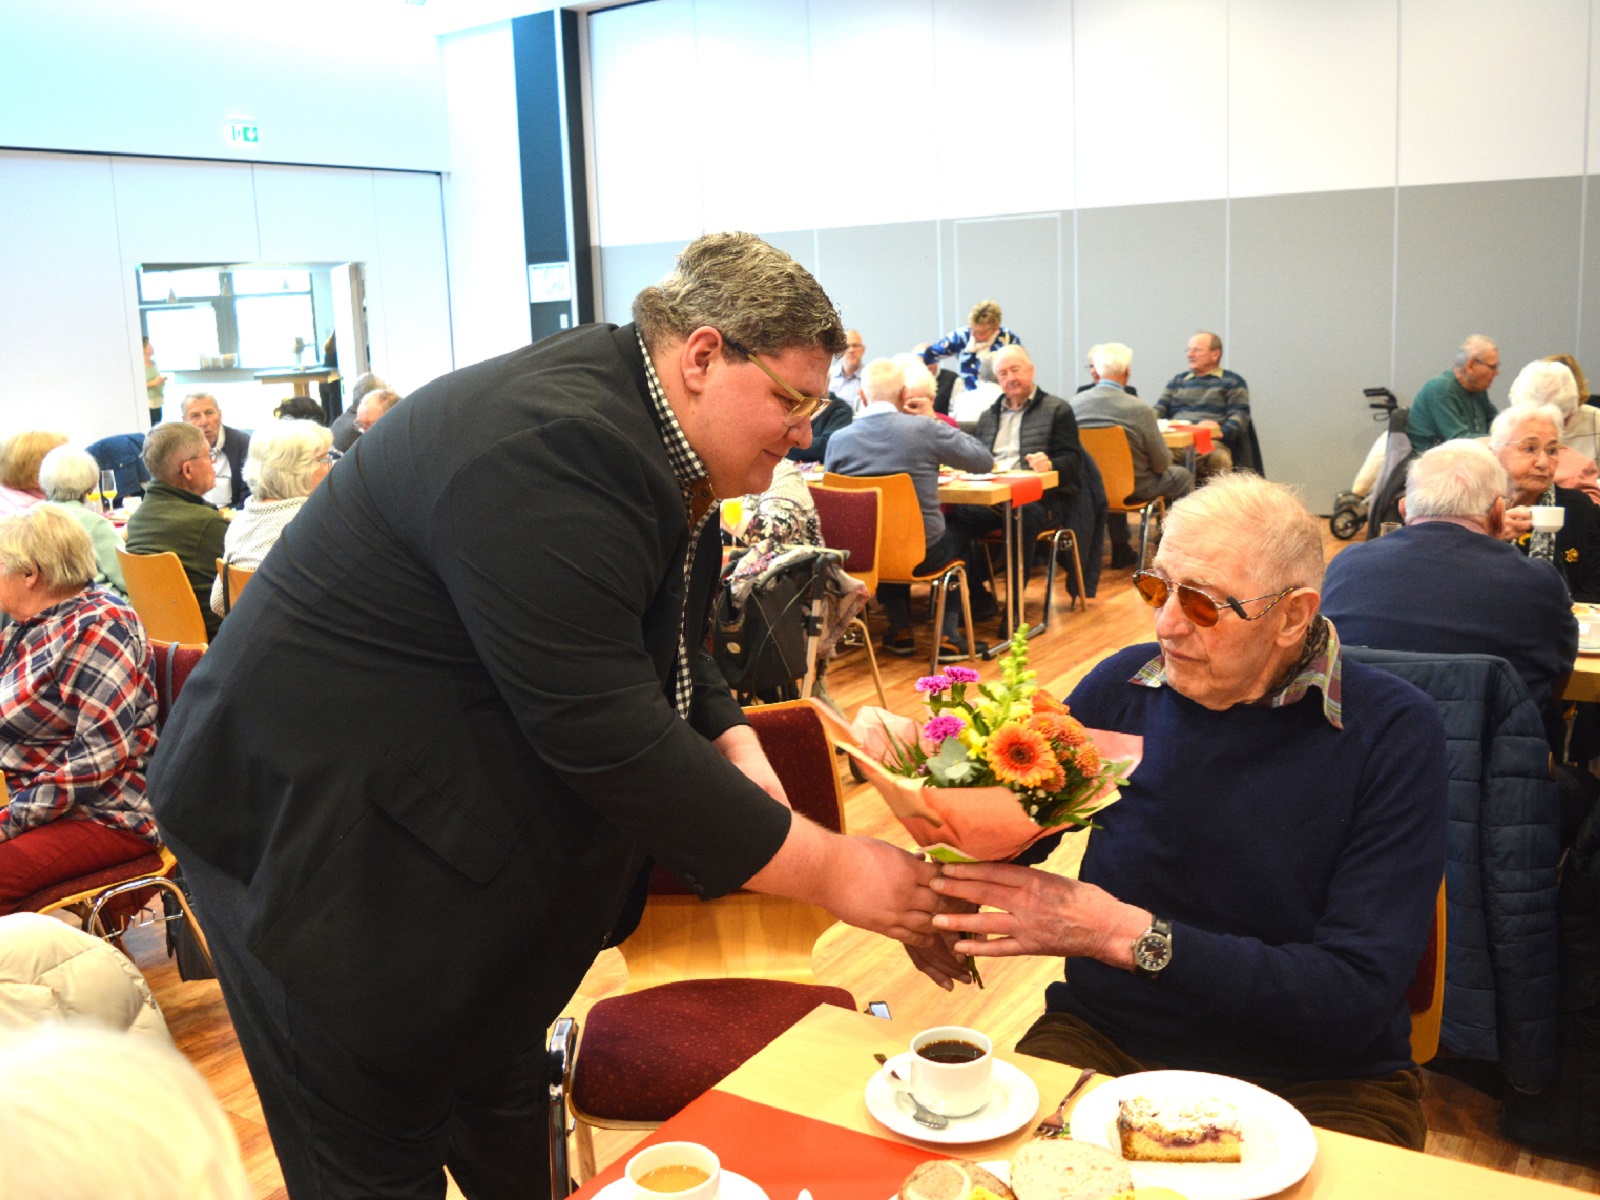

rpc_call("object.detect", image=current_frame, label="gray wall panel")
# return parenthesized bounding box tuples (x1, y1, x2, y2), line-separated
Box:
(598, 239, 678, 325)
(813, 221, 939, 364)
(952, 214, 1067, 395)
(1395, 177, 1583, 405)
(1579, 177, 1600, 370)
(1231, 188, 1395, 508)
(1077, 200, 1227, 401)
(757, 228, 818, 276)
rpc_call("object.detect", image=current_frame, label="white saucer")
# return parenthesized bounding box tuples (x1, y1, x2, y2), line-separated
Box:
(593, 1169, 768, 1200)
(864, 1055, 1040, 1144)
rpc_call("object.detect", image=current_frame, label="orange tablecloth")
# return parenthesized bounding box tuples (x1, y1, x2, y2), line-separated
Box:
(569, 1090, 942, 1200)
(1166, 423, 1214, 454)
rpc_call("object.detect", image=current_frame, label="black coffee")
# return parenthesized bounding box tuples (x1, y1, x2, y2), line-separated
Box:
(916, 1039, 986, 1063)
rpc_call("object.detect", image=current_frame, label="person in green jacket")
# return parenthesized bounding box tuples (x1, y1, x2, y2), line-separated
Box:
(124, 423, 228, 638)
(1407, 334, 1501, 454)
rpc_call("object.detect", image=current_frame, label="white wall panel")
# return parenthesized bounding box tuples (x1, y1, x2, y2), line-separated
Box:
(589, 0, 704, 245)
(0, 0, 446, 171)
(1589, 0, 1600, 173)
(0, 152, 142, 437)
(1399, 0, 1588, 186)
(696, 0, 815, 235)
(252, 166, 378, 264)
(930, 0, 1075, 218)
(109, 159, 261, 265)
(369, 172, 454, 397)
(1228, 0, 1397, 198)
(1073, 0, 1227, 209)
(441, 22, 531, 370)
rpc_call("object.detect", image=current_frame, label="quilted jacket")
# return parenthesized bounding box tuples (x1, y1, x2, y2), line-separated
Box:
(1344, 647, 1560, 1091)
(0, 912, 171, 1043)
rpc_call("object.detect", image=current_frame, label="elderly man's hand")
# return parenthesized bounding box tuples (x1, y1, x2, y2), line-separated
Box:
(931, 862, 1149, 968)
(1026, 451, 1053, 473)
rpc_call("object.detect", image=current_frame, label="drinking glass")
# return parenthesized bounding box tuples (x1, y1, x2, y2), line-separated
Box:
(99, 470, 119, 515)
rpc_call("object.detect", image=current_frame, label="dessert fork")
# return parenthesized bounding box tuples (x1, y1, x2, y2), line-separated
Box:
(1033, 1066, 1098, 1137)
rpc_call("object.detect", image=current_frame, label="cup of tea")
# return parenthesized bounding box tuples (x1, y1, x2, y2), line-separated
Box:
(896, 1025, 994, 1118)
(624, 1141, 720, 1198)
(1531, 506, 1566, 533)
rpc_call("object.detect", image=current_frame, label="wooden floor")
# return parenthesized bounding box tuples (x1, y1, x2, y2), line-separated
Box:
(127, 530, 1600, 1197)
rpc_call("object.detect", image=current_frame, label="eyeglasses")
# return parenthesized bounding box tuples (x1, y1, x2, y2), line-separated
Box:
(318, 449, 343, 464)
(1133, 570, 1297, 627)
(1506, 438, 1561, 460)
(722, 336, 829, 428)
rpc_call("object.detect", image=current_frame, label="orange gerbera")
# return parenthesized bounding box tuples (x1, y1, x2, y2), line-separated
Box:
(1031, 691, 1069, 716)
(987, 725, 1059, 789)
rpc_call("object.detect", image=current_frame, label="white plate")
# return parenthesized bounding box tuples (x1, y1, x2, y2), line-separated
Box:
(1069, 1070, 1317, 1200)
(948, 473, 995, 482)
(864, 1055, 1040, 1145)
(594, 1169, 768, 1200)
(1580, 641, 1600, 655)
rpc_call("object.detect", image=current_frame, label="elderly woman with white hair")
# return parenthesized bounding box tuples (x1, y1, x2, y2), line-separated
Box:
(1507, 359, 1600, 503)
(1491, 403, 1600, 601)
(0, 506, 158, 914)
(37, 443, 126, 597)
(209, 418, 336, 616)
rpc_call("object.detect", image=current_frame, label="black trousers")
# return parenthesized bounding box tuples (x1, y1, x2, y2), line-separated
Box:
(171, 834, 552, 1200)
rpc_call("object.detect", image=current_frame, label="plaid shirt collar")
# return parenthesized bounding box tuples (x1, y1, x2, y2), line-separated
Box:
(1130, 615, 1344, 729)
(638, 331, 716, 517)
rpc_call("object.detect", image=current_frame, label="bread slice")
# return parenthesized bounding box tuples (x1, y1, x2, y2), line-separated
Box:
(1009, 1138, 1133, 1200)
(1116, 1095, 1243, 1163)
(898, 1158, 1015, 1200)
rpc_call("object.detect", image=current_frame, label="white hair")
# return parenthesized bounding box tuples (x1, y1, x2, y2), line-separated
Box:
(893, 353, 935, 398)
(1165, 473, 1326, 590)
(37, 444, 100, 502)
(0, 505, 96, 591)
(1452, 334, 1498, 370)
(1091, 342, 1133, 377)
(992, 343, 1032, 370)
(1507, 360, 1579, 416)
(1405, 439, 1508, 519)
(0, 1025, 250, 1199)
(1489, 403, 1563, 450)
(243, 419, 333, 501)
(861, 357, 906, 406)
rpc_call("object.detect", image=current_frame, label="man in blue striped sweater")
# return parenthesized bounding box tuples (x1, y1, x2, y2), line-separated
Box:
(1155, 331, 1252, 481)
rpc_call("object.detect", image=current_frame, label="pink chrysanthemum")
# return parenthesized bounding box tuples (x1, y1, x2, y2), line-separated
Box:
(923, 715, 966, 744)
(942, 665, 980, 683)
(914, 675, 952, 694)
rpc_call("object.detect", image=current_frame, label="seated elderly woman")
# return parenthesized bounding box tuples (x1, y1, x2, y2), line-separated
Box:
(0, 506, 158, 914)
(1491, 403, 1600, 601)
(1507, 359, 1600, 503)
(0, 432, 68, 517)
(209, 418, 335, 616)
(37, 445, 127, 597)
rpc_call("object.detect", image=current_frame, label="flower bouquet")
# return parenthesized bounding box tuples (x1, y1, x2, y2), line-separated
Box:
(813, 627, 1141, 864)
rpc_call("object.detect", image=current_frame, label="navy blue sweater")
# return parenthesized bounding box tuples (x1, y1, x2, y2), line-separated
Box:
(1049, 643, 1448, 1080)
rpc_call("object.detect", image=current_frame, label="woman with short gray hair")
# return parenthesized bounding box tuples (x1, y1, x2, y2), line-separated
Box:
(37, 444, 126, 597)
(210, 420, 336, 616)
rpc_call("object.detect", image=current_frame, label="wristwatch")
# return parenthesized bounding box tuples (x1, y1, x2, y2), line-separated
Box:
(1131, 917, 1173, 978)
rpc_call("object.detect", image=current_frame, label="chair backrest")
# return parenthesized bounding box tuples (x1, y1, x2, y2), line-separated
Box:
(820, 472, 925, 581)
(1409, 879, 1448, 1064)
(116, 549, 208, 645)
(1078, 425, 1139, 511)
(149, 640, 207, 729)
(214, 558, 256, 615)
(807, 483, 882, 595)
(623, 700, 845, 991)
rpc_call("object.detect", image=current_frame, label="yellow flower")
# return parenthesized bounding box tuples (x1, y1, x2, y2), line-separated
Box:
(986, 725, 1058, 789)
(1566, 548, 1579, 563)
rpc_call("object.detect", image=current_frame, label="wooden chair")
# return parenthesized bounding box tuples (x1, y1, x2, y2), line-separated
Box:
(806, 482, 887, 708)
(214, 557, 256, 616)
(1408, 879, 1448, 1064)
(116, 548, 208, 644)
(821, 472, 976, 673)
(549, 701, 855, 1190)
(1079, 425, 1165, 570)
(978, 523, 1088, 633)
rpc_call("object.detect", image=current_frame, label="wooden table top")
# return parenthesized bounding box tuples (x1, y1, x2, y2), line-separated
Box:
(1565, 603, 1600, 701)
(715, 1005, 1589, 1199)
(936, 470, 1057, 505)
(1162, 427, 1196, 450)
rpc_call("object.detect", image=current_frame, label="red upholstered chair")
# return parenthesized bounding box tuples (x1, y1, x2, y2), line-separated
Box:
(14, 641, 212, 964)
(806, 482, 887, 707)
(549, 701, 856, 1189)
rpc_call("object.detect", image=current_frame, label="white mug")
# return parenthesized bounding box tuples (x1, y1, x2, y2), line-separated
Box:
(886, 1025, 994, 1118)
(1531, 506, 1566, 533)
(624, 1141, 720, 1199)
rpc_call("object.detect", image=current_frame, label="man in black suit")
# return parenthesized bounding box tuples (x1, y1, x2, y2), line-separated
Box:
(181, 391, 250, 509)
(149, 233, 948, 1199)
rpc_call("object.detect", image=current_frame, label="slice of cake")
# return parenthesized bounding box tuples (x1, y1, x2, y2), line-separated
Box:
(1117, 1094, 1243, 1163)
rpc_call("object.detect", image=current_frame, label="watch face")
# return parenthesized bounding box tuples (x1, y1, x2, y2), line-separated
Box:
(1134, 931, 1172, 973)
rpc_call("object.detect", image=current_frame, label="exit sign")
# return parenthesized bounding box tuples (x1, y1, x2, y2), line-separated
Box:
(226, 122, 260, 146)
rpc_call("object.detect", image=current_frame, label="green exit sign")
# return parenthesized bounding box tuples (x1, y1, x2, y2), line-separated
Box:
(227, 122, 259, 146)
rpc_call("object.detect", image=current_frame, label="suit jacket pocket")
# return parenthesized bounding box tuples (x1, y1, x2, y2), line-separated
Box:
(372, 747, 517, 884)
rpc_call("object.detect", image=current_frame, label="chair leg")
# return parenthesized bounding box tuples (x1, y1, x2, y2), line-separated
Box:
(1137, 498, 1166, 568)
(1038, 532, 1060, 633)
(850, 618, 889, 708)
(954, 565, 974, 660)
(547, 1018, 577, 1199)
(929, 576, 947, 675)
(1063, 531, 1087, 611)
(574, 1121, 598, 1185)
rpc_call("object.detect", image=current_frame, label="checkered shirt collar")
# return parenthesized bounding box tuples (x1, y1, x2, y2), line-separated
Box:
(638, 331, 713, 511)
(1130, 615, 1344, 729)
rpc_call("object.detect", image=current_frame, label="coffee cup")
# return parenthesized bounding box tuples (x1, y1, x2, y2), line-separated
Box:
(1531, 506, 1566, 533)
(625, 1141, 720, 1199)
(886, 1025, 994, 1118)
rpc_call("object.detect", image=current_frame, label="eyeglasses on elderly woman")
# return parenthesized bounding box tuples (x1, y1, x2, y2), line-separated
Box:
(1132, 570, 1297, 627)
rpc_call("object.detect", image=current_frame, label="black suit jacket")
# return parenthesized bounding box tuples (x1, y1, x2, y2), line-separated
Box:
(220, 424, 250, 508)
(971, 389, 1083, 519)
(149, 323, 790, 1077)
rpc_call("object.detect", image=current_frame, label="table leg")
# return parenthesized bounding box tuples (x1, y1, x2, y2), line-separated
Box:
(292, 381, 311, 397)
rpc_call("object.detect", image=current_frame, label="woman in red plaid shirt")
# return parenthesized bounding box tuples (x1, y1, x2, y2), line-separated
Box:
(0, 506, 158, 912)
